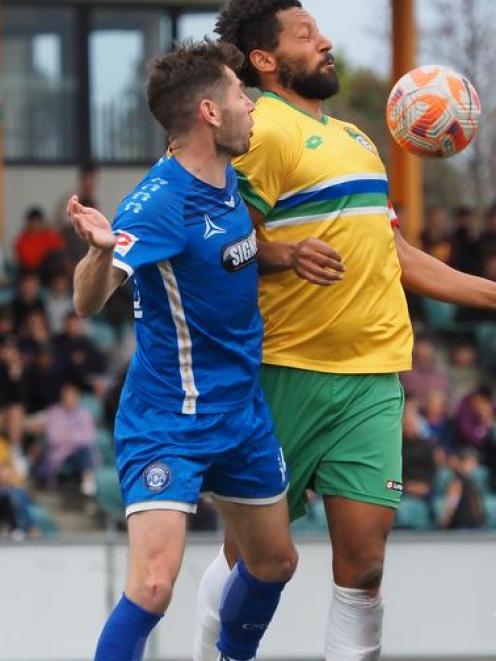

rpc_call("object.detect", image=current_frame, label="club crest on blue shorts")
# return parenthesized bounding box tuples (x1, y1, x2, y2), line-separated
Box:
(143, 462, 172, 493)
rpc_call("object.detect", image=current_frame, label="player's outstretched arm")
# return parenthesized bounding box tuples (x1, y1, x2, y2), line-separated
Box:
(395, 229, 496, 308)
(68, 195, 125, 317)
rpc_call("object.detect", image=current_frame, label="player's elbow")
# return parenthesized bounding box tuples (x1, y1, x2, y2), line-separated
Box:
(73, 292, 101, 318)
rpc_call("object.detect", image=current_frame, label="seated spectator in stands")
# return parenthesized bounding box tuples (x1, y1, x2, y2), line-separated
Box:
(402, 397, 437, 500)
(53, 312, 106, 390)
(421, 205, 452, 263)
(455, 386, 495, 450)
(14, 207, 64, 280)
(22, 344, 63, 416)
(0, 335, 27, 477)
(45, 273, 74, 333)
(39, 382, 97, 496)
(0, 460, 38, 537)
(441, 448, 486, 529)
(0, 307, 14, 336)
(55, 165, 100, 275)
(423, 389, 452, 449)
(18, 309, 51, 361)
(447, 342, 482, 410)
(401, 334, 450, 409)
(10, 273, 46, 332)
(458, 252, 496, 325)
(476, 203, 496, 268)
(450, 205, 479, 274)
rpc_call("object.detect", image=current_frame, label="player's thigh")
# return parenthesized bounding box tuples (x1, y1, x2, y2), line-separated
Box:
(324, 496, 395, 588)
(260, 364, 333, 521)
(126, 510, 187, 591)
(217, 497, 297, 581)
(315, 373, 405, 510)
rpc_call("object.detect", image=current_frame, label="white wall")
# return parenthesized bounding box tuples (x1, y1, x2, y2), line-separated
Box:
(4, 166, 147, 254)
(1, 533, 496, 660)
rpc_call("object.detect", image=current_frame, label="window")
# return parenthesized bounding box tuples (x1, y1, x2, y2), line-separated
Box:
(89, 10, 172, 162)
(177, 11, 218, 40)
(3, 6, 77, 161)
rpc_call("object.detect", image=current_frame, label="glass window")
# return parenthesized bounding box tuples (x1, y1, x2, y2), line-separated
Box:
(177, 12, 218, 40)
(3, 6, 77, 161)
(89, 10, 172, 162)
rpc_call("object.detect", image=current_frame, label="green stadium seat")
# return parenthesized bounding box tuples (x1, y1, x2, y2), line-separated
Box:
(394, 496, 432, 530)
(27, 503, 58, 535)
(432, 466, 454, 496)
(469, 465, 491, 495)
(95, 428, 115, 466)
(88, 320, 117, 352)
(80, 393, 104, 425)
(95, 466, 125, 526)
(483, 495, 496, 529)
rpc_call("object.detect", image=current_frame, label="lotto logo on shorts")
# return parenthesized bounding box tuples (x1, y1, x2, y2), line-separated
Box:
(386, 480, 403, 492)
(144, 462, 172, 492)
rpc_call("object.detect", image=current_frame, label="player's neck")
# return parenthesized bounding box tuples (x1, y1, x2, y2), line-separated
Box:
(173, 145, 229, 189)
(264, 85, 324, 121)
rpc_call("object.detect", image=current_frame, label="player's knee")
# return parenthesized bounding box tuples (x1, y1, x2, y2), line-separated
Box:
(348, 549, 384, 590)
(139, 574, 174, 613)
(246, 546, 299, 583)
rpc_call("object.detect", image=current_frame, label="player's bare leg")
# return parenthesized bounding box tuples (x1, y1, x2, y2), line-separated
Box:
(95, 510, 187, 660)
(324, 496, 395, 661)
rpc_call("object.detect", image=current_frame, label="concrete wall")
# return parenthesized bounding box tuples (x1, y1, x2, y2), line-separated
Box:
(1, 533, 496, 660)
(4, 166, 148, 254)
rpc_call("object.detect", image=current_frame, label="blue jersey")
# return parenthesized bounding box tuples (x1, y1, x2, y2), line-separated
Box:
(112, 155, 263, 415)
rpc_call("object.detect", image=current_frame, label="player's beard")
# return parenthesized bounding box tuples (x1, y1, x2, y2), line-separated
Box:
(277, 55, 340, 100)
(214, 108, 252, 158)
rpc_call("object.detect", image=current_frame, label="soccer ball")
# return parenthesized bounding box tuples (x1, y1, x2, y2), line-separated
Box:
(386, 64, 481, 158)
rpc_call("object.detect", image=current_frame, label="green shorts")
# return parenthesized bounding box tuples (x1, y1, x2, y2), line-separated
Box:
(260, 365, 405, 521)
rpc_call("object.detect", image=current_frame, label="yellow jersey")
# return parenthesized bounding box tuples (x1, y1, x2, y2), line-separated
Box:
(233, 92, 413, 374)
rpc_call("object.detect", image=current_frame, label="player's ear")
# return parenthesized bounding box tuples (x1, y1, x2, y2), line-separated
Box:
(250, 49, 277, 76)
(198, 98, 222, 128)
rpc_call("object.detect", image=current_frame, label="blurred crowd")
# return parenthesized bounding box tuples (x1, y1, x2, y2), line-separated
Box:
(2, 185, 496, 537)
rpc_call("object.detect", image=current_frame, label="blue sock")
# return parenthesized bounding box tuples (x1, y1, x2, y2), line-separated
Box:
(217, 560, 288, 660)
(94, 593, 162, 661)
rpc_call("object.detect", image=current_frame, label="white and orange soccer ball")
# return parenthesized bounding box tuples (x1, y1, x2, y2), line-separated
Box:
(386, 64, 481, 158)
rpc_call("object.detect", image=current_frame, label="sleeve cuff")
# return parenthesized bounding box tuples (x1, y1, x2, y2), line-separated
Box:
(112, 258, 134, 284)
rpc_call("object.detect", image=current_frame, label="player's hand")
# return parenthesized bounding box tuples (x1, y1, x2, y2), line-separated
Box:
(292, 238, 345, 286)
(67, 195, 117, 250)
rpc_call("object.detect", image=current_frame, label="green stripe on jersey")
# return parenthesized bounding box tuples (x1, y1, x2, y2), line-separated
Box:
(236, 169, 272, 217)
(267, 192, 388, 223)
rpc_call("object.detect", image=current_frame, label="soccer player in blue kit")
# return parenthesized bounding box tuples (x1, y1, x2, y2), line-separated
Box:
(68, 40, 298, 661)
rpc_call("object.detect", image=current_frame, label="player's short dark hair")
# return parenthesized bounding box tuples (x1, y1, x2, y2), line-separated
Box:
(147, 39, 244, 139)
(215, 0, 302, 87)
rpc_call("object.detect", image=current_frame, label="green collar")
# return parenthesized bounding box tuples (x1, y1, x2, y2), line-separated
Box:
(262, 91, 329, 125)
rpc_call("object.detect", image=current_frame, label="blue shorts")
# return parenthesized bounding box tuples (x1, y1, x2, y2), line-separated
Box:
(114, 384, 289, 517)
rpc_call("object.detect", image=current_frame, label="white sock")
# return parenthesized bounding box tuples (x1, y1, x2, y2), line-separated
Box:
(325, 583, 383, 661)
(193, 545, 231, 661)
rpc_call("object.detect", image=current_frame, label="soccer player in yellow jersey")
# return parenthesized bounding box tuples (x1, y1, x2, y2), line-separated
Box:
(194, 2, 496, 660)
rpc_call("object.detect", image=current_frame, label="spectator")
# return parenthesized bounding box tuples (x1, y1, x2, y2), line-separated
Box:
(45, 273, 74, 333)
(421, 205, 452, 264)
(402, 397, 437, 500)
(55, 165, 100, 275)
(455, 386, 495, 450)
(53, 311, 106, 389)
(22, 344, 63, 416)
(450, 205, 479, 274)
(447, 342, 482, 411)
(39, 382, 97, 496)
(14, 207, 64, 279)
(18, 310, 51, 360)
(0, 335, 27, 477)
(441, 448, 486, 529)
(475, 203, 496, 267)
(0, 307, 14, 336)
(10, 273, 45, 332)
(401, 335, 450, 409)
(0, 460, 39, 537)
(423, 390, 452, 449)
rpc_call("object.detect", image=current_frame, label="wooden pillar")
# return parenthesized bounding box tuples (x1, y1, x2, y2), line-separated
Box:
(390, 0, 423, 245)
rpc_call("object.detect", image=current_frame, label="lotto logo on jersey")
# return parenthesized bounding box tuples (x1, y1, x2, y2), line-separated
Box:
(221, 230, 258, 272)
(386, 480, 403, 493)
(114, 230, 139, 257)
